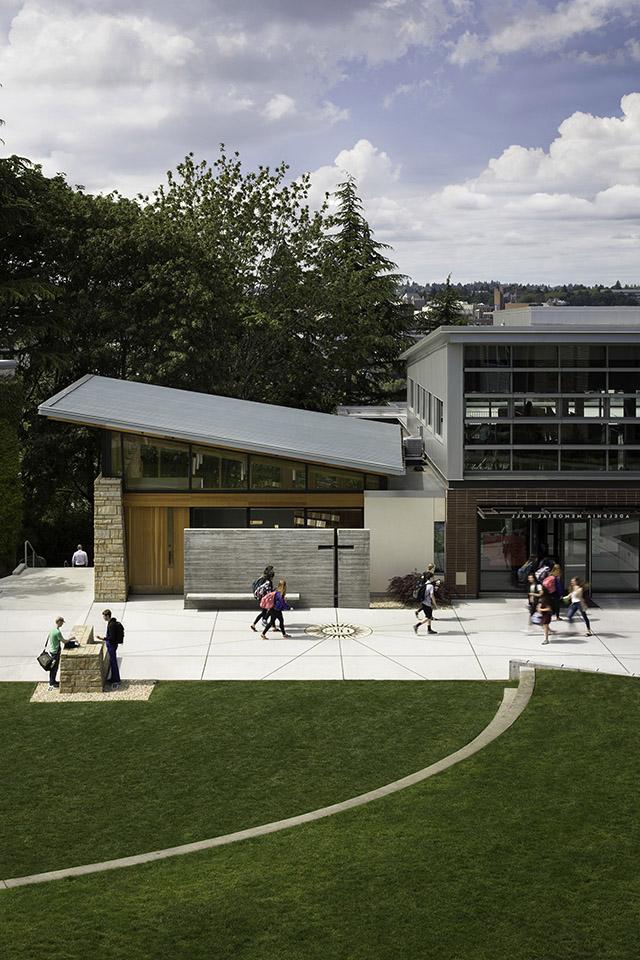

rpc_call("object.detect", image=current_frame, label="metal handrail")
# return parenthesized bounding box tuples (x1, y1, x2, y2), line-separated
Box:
(23, 541, 46, 568)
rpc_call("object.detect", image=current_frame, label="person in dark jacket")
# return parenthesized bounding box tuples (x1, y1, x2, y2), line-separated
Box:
(97, 609, 123, 689)
(250, 565, 275, 632)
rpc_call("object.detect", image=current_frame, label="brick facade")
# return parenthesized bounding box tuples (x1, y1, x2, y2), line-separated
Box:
(446, 485, 640, 597)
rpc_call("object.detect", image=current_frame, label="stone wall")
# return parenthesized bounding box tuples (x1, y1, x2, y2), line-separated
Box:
(184, 528, 371, 608)
(60, 624, 108, 694)
(94, 475, 128, 602)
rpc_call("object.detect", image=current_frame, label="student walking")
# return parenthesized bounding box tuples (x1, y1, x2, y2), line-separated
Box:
(414, 565, 435, 619)
(250, 565, 275, 632)
(414, 577, 437, 634)
(97, 609, 124, 689)
(45, 617, 76, 690)
(527, 573, 542, 622)
(564, 578, 592, 636)
(262, 580, 292, 638)
(535, 590, 554, 644)
(542, 564, 564, 621)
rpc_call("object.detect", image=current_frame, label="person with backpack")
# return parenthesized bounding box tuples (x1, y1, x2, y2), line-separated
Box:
(97, 608, 124, 690)
(250, 565, 275, 632)
(414, 565, 435, 619)
(261, 579, 292, 638)
(413, 576, 437, 635)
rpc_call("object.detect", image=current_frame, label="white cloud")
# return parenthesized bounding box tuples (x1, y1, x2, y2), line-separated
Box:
(264, 94, 296, 121)
(449, 0, 640, 66)
(320, 101, 350, 124)
(308, 94, 640, 282)
(0, 0, 463, 191)
(308, 139, 401, 207)
(382, 78, 432, 109)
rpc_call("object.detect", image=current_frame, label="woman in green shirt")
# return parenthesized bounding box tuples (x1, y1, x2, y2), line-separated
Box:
(46, 617, 75, 690)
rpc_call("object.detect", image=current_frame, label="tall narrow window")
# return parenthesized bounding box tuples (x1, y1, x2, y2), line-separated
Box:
(434, 398, 444, 437)
(434, 521, 445, 572)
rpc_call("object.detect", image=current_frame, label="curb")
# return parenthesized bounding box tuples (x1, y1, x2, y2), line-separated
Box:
(2, 667, 536, 890)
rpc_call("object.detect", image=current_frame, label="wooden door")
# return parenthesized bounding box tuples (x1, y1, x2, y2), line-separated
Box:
(126, 506, 189, 593)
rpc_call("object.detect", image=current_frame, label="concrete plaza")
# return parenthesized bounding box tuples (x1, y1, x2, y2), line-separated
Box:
(1, 568, 639, 682)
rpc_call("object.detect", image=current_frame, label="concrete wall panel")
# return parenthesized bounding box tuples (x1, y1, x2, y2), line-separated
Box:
(337, 529, 371, 608)
(184, 528, 370, 607)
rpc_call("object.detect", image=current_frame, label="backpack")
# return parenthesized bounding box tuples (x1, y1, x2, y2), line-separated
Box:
(535, 564, 550, 583)
(517, 559, 536, 583)
(259, 591, 277, 610)
(253, 577, 271, 600)
(412, 575, 425, 601)
(542, 575, 556, 593)
(112, 620, 125, 645)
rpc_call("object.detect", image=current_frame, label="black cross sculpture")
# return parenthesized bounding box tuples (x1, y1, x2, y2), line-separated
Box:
(318, 528, 355, 607)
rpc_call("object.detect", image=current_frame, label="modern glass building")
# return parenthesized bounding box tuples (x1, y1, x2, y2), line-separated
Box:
(404, 307, 640, 596)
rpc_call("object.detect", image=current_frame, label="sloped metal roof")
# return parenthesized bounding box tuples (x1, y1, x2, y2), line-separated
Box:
(39, 375, 405, 475)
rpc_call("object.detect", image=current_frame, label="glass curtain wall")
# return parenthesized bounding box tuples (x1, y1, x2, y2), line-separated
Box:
(464, 343, 640, 473)
(109, 433, 383, 491)
(591, 518, 640, 591)
(478, 515, 640, 592)
(191, 507, 363, 529)
(479, 517, 529, 591)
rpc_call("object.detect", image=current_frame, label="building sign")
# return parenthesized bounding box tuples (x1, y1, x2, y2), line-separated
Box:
(478, 507, 634, 521)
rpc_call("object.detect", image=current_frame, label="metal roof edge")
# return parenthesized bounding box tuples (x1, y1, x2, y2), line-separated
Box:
(37, 374, 96, 415)
(41, 408, 406, 476)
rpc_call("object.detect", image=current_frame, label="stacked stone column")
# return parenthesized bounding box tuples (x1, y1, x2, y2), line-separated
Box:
(94, 475, 128, 602)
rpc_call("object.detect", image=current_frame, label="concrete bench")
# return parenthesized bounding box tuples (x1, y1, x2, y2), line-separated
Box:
(185, 593, 301, 610)
(60, 624, 108, 694)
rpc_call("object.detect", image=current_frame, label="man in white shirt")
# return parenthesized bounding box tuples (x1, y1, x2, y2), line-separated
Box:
(71, 544, 89, 567)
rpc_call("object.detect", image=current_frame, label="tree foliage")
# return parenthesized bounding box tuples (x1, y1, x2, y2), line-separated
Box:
(425, 274, 467, 329)
(0, 378, 23, 574)
(0, 150, 416, 564)
(319, 177, 413, 405)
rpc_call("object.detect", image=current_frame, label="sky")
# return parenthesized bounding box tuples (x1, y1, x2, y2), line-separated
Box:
(2, 0, 640, 284)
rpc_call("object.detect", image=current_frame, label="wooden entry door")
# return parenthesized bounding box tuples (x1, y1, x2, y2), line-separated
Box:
(126, 506, 189, 593)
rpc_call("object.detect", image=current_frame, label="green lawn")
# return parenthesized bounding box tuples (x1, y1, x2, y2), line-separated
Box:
(2, 673, 638, 960)
(0, 680, 502, 878)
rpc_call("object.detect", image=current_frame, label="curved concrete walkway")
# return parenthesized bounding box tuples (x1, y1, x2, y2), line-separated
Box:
(1, 668, 535, 890)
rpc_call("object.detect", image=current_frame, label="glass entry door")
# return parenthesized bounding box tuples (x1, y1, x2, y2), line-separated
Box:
(561, 521, 590, 586)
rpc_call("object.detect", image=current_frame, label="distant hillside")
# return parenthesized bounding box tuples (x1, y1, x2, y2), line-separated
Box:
(401, 280, 640, 307)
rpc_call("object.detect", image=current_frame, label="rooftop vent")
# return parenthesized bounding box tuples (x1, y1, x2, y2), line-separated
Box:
(403, 436, 424, 465)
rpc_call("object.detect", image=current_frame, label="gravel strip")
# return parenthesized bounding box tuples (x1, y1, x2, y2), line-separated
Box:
(30, 680, 156, 704)
(369, 600, 411, 609)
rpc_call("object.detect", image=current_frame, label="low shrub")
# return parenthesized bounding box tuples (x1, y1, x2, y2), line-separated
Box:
(387, 571, 420, 604)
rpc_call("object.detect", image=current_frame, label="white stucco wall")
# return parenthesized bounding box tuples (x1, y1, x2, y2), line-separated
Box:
(365, 492, 446, 594)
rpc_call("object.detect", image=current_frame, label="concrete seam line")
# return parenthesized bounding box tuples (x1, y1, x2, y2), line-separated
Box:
(3, 668, 536, 890)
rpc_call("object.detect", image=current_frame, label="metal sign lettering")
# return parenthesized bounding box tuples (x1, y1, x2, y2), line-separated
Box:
(478, 507, 633, 520)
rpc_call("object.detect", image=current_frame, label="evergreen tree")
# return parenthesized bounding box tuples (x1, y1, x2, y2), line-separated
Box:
(320, 177, 415, 405)
(426, 274, 467, 329)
